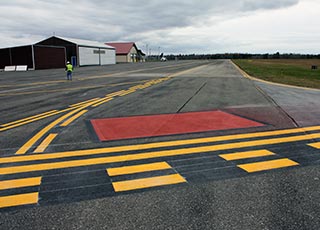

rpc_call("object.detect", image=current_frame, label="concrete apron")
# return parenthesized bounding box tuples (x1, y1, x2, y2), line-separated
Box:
(254, 81, 320, 127)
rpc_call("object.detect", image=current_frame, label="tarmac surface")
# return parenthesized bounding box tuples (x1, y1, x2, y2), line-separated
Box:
(0, 60, 319, 229)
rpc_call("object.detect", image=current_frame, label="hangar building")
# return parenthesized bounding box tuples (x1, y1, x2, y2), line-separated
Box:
(0, 45, 66, 70)
(36, 36, 116, 66)
(105, 42, 145, 63)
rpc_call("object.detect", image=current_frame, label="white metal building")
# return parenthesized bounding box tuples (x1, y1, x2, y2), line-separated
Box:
(36, 36, 116, 66)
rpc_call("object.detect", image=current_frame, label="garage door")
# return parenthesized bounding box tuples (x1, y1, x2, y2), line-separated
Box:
(78, 46, 100, 66)
(100, 49, 116, 65)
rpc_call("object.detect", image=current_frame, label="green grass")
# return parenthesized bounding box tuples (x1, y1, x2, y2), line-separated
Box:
(233, 59, 320, 89)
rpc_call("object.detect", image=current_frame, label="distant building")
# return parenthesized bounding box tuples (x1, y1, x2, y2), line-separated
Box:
(0, 36, 117, 70)
(37, 36, 116, 67)
(0, 44, 66, 70)
(105, 42, 145, 63)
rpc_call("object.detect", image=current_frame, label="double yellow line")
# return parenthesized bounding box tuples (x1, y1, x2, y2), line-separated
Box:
(0, 110, 59, 132)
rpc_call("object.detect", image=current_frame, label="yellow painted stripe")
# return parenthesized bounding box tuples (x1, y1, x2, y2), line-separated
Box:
(219, 150, 275, 161)
(3, 126, 319, 163)
(106, 90, 126, 97)
(308, 142, 320, 149)
(0, 107, 76, 132)
(118, 89, 136, 96)
(86, 97, 113, 107)
(60, 110, 88, 127)
(0, 192, 39, 208)
(112, 174, 186, 192)
(0, 111, 63, 132)
(136, 85, 149, 89)
(0, 177, 41, 190)
(129, 86, 143, 90)
(91, 98, 113, 107)
(238, 159, 299, 173)
(1, 110, 58, 127)
(0, 133, 318, 175)
(136, 85, 148, 89)
(0, 80, 66, 88)
(69, 98, 100, 107)
(33, 134, 58, 153)
(107, 162, 171, 176)
(15, 105, 93, 155)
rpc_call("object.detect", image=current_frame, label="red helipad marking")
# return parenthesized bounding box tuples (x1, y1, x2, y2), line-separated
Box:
(91, 110, 264, 141)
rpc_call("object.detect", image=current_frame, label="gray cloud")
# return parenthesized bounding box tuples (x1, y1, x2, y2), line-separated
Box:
(0, 0, 301, 52)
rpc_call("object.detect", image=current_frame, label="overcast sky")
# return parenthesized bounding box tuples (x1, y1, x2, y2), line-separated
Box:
(0, 0, 319, 54)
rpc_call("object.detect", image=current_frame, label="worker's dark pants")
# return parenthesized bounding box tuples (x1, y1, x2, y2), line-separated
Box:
(67, 71, 72, 80)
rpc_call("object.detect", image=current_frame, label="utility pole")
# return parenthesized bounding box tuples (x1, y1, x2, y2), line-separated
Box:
(146, 44, 148, 57)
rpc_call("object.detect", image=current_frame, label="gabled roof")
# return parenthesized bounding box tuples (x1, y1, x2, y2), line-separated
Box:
(105, 42, 136, 55)
(138, 49, 146, 56)
(38, 36, 115, 49)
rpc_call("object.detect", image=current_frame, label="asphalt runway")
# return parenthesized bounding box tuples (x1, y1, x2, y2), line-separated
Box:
(0, 60, 319, 229)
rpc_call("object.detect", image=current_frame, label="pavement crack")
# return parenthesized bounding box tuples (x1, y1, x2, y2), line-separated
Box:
(253, 83, 300, 128)
(177, 82, 207, 113)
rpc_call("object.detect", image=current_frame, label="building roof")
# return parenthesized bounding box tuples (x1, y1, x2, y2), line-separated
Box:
(41, 36, 115, 49)
(105, 42, 136, 55)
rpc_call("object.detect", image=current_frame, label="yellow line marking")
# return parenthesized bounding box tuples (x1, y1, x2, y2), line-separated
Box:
(112, 174, 186, 192)
(0, 133, 319, 175)
(219, 150, 275, 161)
(33, 134, 58, 153)
(1, 126, 319, 164)
(0, 81, 150, 96)
(15, 106, 90, 155)
(107, 162, 171, 176)
(60, 110, 88, 127)
(119, 89, 136, 96)
(91, 98, 113, 107)
(84, 97, 113, 107)
(1, 110, 58, 127)
(0, 109, 75, 132)
(0, 192, 39, 209)
(0, 64, 203, 96)
(0, 177, 41, 190)
(70, 101, 99, 109)
(0, 85, 124, 97)
(136, 85, 149, 89)
(106, 90, 127, 97)
(238, 159, 299, 173)
(78, 62, 198, 80)
(129, 85, 144, 90)
(69, 98, 100, 107)
(0, 80, 66, 88)
(308, 142, 320, 149)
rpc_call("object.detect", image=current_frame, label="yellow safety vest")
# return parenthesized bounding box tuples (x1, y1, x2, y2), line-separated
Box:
(66, 64, 73, 72)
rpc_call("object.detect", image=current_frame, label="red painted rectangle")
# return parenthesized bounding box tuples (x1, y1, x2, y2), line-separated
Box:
(91, 110, 264, 141)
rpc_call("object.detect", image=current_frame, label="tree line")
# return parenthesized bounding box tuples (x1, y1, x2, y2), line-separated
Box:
(148, 52, 320, 60)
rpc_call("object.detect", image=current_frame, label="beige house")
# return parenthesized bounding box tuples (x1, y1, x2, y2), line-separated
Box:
(105, 42, 145, 63)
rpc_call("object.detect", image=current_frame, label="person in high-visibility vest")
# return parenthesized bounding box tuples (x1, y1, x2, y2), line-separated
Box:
(65, 61, 73, 81)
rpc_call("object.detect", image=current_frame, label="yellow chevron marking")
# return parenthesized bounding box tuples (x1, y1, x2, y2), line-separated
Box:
(0, 192, 39, 208)
(0, 177, 41, 190)
(112, 174, 186, 192)
(238, 159, 299, 173)
(219, 150, 275, 161)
